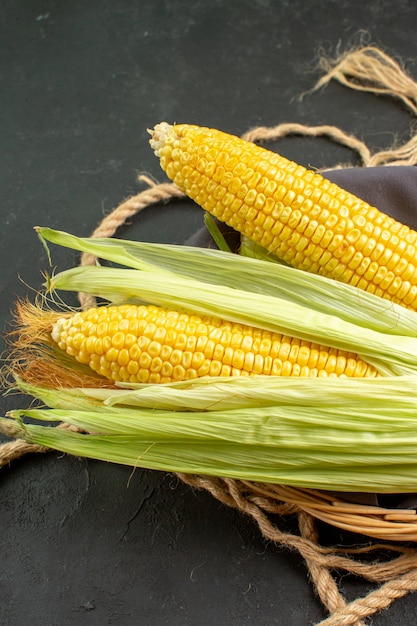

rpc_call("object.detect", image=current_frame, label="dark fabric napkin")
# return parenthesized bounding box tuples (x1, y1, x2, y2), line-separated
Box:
(185, 166, 417, 509)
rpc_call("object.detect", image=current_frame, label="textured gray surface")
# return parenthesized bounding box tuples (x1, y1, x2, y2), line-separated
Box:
(1, 1, 417, 624)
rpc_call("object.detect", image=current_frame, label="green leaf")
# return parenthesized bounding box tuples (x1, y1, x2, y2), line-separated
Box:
(203, 213, 233, 252)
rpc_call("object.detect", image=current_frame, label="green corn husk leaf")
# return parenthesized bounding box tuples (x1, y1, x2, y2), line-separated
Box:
(5, 417, 408, 493)
(16, 375, 417, 413)
(4, 375, 417, 492)
(38, 227, 417, 336)
(203, 213, 233, 253)
(4, 380, 417, 492)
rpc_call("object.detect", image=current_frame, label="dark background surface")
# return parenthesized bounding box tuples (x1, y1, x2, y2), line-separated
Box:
(1, 1, 417, 624)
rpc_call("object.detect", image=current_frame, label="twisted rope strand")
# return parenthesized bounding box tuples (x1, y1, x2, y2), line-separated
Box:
(312, 46, 417, 117)
(368, 133, 417, 166)
(297, 511, 365, 626)
(223, 477, 364, 624)
(241, 122, 372, 166)
(0, 439, 48, 467)
(318, 569, 417, 626)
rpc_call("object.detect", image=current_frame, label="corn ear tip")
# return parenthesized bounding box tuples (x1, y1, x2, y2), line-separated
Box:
(148, 121, 174, 156)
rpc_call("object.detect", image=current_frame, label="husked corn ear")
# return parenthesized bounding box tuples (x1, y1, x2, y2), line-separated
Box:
(51, 303, 378, 383)
(150, 122, 417, 311)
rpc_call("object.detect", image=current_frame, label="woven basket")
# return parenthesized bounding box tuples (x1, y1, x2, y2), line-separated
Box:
(243, 482, 417, 542)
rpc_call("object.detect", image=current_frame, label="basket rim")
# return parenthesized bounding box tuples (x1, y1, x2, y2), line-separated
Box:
(242, 481, 417, 542)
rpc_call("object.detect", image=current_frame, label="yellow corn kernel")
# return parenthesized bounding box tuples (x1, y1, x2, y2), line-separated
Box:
(51, 304, 379, 384)
(150, 122, 417, 311)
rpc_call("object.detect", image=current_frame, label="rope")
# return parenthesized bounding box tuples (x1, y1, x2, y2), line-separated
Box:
(297, 512, 365, 626)
(312, 45, 417, 117)
(241, 122, 372, 166)
(0, 439, 48, 467)
(2, 45, 417, 625)
(319, 569, 417, 626)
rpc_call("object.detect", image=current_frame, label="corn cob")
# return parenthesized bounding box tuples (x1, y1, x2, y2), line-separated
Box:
(149, 122, 417, 311)
(50, 303, 378, 383)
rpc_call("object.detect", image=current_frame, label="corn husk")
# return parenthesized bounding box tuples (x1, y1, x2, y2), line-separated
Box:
(2, 227, 417, 492)
(3, 374, 417, 491)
